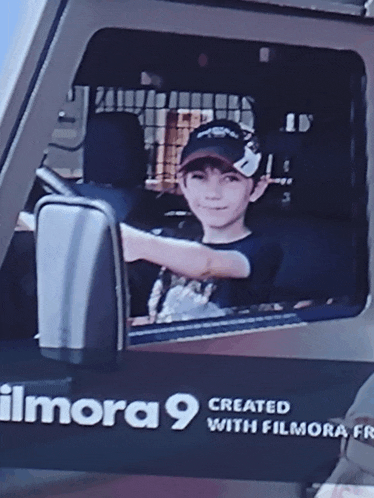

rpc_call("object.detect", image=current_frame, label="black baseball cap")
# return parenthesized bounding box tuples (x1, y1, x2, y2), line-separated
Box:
(179, 119, 261, 178)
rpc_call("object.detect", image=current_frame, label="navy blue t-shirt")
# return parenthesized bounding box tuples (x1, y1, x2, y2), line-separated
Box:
(205, 234, 283, 309)
(146, 233, 283, 323)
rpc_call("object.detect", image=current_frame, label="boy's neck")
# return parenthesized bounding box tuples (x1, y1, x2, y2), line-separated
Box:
(202, 224, 251, 244)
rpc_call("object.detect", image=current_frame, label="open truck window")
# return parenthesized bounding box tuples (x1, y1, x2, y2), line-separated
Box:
(15, 27, 365, 347)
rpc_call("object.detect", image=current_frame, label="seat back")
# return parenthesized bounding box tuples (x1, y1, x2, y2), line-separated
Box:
(83, 111, 147, 189)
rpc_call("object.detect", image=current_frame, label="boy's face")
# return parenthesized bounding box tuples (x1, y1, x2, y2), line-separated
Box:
(179, 162, 254, 232)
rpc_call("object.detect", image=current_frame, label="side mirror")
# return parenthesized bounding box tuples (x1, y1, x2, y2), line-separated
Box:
(35, 196, 126, 365)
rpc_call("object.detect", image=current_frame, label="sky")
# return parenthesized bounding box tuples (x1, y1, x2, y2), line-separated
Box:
(0, 0, 23, 77)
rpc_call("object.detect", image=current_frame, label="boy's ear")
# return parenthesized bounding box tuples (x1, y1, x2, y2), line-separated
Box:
(249, 175, 269, 203)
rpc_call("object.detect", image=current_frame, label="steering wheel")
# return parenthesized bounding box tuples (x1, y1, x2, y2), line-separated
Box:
(36, 166, 78, 197)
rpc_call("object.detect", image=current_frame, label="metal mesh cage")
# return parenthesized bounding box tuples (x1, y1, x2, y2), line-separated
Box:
(95, 87, 255, 192)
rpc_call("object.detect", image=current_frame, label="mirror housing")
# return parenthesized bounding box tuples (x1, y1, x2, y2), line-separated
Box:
(35, 195, 126, 365)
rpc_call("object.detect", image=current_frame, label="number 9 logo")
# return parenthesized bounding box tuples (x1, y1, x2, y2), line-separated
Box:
(165, 393, 200, 430)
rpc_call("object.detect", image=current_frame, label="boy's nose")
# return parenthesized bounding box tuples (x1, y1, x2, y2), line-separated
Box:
(205, 178, 222, 199)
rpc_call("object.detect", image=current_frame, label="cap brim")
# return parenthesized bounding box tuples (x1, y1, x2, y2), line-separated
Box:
(179, 149, 235, 170)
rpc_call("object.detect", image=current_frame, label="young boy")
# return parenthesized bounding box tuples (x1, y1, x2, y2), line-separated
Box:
(121, 119, 283, 323)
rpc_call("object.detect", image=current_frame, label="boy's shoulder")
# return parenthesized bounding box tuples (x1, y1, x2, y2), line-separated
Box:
(207, 232, 284, 270)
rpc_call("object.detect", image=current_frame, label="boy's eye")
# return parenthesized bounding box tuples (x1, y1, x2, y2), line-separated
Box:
(224, 174, 240, 182)
(190, 172, 206, 180)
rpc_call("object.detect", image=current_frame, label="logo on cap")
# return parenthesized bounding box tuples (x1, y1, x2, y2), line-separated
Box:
(196, 126, 240, 140)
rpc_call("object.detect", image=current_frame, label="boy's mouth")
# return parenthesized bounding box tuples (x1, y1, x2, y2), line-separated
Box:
(201, 205, 228, 211)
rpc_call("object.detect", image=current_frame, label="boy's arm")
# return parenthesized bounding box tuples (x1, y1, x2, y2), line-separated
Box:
(120, 223, 250, 280)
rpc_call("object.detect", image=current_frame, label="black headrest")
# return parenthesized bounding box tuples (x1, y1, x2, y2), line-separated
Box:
(261, 131, 304, 156)
(83, 112, 147, 189)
